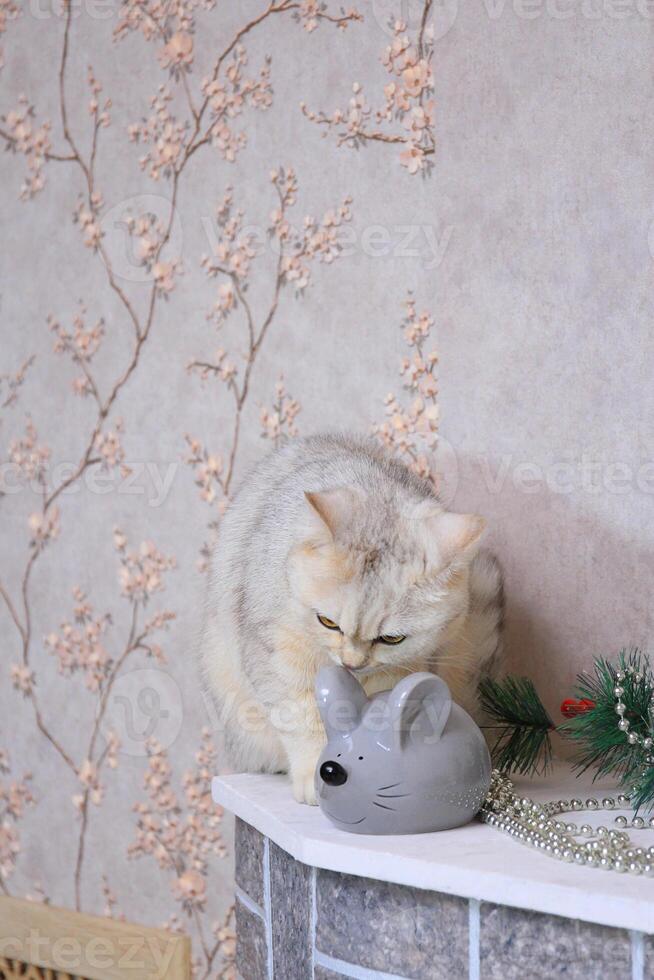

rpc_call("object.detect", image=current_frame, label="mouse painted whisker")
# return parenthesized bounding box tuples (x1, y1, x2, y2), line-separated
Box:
(372, 801, 397, 811)
(376, 782, 402, 792)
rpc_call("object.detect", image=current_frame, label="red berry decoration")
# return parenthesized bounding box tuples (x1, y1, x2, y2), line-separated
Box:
(560, 698, 595, 719)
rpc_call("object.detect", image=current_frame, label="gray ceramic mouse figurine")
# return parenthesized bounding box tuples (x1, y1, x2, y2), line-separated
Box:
(315, 665, 491, 834)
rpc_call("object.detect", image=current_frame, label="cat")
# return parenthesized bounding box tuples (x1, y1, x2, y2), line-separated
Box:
(200, 432, 504, 805)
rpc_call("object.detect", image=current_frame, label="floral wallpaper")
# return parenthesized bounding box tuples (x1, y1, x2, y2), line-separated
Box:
(0, 1, 437, 976)
(2, 0, 653, 975)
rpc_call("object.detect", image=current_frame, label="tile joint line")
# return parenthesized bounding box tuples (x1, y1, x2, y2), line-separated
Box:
(263, 836, 274, 980)
(631, 930, 644, 980)
(234, 884, 264, 921)
(469, 898, 481, 980)
(313, 948, 410, 979)
(311, 865, 317, 979)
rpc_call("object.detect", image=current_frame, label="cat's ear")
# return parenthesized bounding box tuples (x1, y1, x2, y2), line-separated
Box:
(305, 487, 362, 538)
(316, 665, 369, 738)
(389, 672, 452, 749)
(408, 501, 486, 565)
(431, 511, 486, 556)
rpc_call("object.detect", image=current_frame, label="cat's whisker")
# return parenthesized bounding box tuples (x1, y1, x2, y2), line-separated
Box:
(376, 781, 402, 791)
(436, 649, 480, 669)
(372, 801, 396, 811)
(373, 663, 416, 678)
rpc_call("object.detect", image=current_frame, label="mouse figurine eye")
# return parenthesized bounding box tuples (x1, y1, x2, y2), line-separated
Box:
(317, 614, 341, 631)
(376, 634, 406, 645)
(320, 761, 348, 786)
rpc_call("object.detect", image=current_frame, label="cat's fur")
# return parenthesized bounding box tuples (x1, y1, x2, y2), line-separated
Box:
(200, 433, 504, 804)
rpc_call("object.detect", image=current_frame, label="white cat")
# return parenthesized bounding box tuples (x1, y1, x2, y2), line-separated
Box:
(200, 433, 504, 804)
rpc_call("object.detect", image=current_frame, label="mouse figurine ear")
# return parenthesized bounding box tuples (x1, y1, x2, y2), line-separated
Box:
(389, 673, 452, 749)
(316, 665, 369, 739)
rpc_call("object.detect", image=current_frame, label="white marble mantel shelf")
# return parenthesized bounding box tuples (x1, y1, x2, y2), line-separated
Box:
(212, 762, 654, 935)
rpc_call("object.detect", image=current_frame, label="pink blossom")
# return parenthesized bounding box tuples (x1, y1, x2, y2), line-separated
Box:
(9, 420, 50, 483)
(45, 588, 112, 692)
(158, 31, 194, 70)
(10, 664, 35, 696)
(260, 378, 301, 446)
(87, 66, 111, 127)
(400, 144, 424, 175)
(172, 869, 206, 906)
(95, 419, 131, 476)
(184, 435, 224, 504)
(115, 532, 176, 605)
(373, 296, 439, 488)
(0, 0, 20, 36)
(129, 86, 187, 180)
(152, 259, 180, 294)
(74, 199, 103, 249)
(49, 307, 104, 396)
(2, 96, 52, 198)
(0, 355, 34, 410)
(28, 507, 60, 551)
(0, 752, 35, 885)
(114, 0, 217, 44)
(130, 731, 227, 916)
(302, 17, 433, 173)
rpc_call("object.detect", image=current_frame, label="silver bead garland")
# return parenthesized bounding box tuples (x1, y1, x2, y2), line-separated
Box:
(481, 662, 654, 876)
(613, 665, 654, 765)
(480, 770, 654, 875)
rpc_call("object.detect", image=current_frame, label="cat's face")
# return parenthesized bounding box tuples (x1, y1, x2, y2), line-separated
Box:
(287, 487, 485, 675)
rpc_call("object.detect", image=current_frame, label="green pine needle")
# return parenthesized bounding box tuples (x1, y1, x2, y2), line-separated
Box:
(479, 675, 554, 776)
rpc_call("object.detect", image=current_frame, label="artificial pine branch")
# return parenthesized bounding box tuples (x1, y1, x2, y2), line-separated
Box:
(478, 675, 554, 776)
(561, 649, 652, 781)
(561, 648, 654, 811)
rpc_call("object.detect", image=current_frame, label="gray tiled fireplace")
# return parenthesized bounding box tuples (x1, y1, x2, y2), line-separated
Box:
(213, 768, 654, 979)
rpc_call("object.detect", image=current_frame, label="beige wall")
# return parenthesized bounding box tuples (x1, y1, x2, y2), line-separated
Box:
(1, 0, 653, 972)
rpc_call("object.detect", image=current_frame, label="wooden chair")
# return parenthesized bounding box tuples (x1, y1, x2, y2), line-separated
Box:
(0, 897, 190, 980)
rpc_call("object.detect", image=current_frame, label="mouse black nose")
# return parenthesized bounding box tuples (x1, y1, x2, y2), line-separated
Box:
(319, 761, 348, 786)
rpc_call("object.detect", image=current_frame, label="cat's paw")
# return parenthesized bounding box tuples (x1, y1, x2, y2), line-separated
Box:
(292, 769, 318, 806)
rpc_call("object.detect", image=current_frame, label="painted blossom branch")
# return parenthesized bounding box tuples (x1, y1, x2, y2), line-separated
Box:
(260, 376, 301, 446)
(0, 356, 35, 412)
(1, 0, 360, 521)
(0, 583, 24, 641)
(124, 0, 360, 172)
(42, 533, 177, 911)
(129, 731, 234, 978)
(373, 295, 439, 486)
(301, 2, 434, 174)
(1, 0, 359, 965)
(0, 0, 362, 519)
(186, 169, 352, 561)
(0, 749, 35, 895)
(418, 0, 434, 56)
(1, 0, 319, 738)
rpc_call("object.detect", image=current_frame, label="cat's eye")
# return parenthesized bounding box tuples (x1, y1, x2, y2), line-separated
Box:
(377, 634, 406, 646)
(317, 614, 341, 632)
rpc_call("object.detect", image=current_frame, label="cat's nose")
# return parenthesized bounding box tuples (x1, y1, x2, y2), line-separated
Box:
(319, 761, 348, 786)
